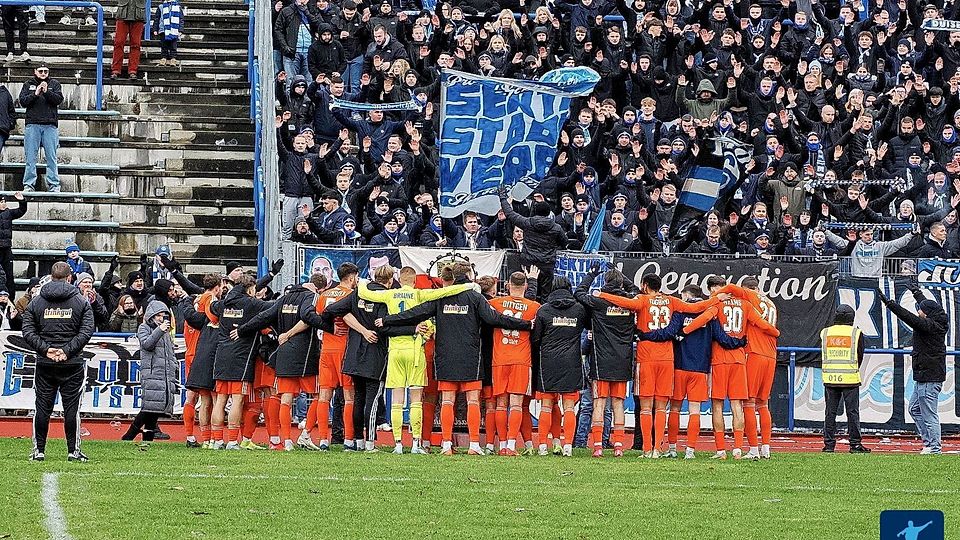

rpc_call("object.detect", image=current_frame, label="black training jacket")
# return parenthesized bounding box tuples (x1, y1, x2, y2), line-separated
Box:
(22, 281, 95, 365)
(573, 273, 636, 382)
(532, 288, 587, 393)
(212, 286, 273, 382)
(239, 286, 321, 378)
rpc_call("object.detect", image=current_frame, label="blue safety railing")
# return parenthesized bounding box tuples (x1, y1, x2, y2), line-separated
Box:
(0, 0, 104, 110)
(252, 57, 267, 277)
(144, 0, 151, 40)
(781, 346, 960, 432)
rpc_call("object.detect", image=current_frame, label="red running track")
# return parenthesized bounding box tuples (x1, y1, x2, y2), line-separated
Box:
(1, 417, 955, 454)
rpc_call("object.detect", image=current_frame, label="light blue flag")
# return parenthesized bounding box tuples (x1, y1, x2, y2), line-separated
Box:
(438, 67, 600, 218)
(582, 204, 606, 253)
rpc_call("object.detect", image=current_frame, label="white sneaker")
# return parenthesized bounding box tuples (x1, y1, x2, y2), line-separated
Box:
(732, 448, 743, 460)
(652, 449, 663, 459)
(283, 440, 295, 452)
(561, 444, 573, 457)
(760, 445, 771, 459)
(297, 420, 306, 430)
(392, 444, 404, 455)
(411, 445, 428, 455)
(59, 16, 71, 24)
(224, 441, 241, 450)
(710, 451, 727, 460)
(684, 448, 696, 459)
(297, 433, 320, 450)
(744, 450, 761, 461)
(665, 449, 678, 458)
(641, 451, 654, 459)
(919, 447, 934, 455)
(19, 52, 30, 63)
(538, 444, 549, 456)
(211, 440, 224, 450)
(377, 423, 392, 432)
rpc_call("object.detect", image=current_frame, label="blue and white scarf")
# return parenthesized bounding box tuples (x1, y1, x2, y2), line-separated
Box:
(159, 0, 182, 40)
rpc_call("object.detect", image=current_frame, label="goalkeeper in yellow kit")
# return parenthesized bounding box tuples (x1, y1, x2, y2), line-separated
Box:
(358, 265, 476, 454)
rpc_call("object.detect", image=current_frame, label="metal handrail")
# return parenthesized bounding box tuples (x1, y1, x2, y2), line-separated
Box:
(0, 0, 104, 110)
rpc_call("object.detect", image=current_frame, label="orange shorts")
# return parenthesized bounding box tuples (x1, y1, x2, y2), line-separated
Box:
(276, 375, 318, 395)
(254, 361, 276, 390)
(638, 360, 674, 398)
(592, 380, 628, 399)
(711, 363, 748, 401)
(672, 370, 708, 403)
(746, 354, 776, 400)
(492, 364, 531, 396)
(535, 391, 579, 402)
(319, 349, 353, 390)
(437, 380, 483, 393)
(215, 380, 252, 397)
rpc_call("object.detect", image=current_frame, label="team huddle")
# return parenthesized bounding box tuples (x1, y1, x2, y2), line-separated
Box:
(180, 260, 779, 460)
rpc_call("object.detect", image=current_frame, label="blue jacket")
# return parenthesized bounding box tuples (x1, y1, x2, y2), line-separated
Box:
(638, 312, 745, 374)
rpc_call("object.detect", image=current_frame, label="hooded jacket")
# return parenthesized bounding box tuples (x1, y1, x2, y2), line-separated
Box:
(307, 25, 347, 78)
(0, 197, 27, 249)
(22, 280, 95, 365)
(239, 285, 321, 378)
(883, 289, 947, 383)
(573, 272, 636, 382)
(675, 79, 732, 121)
(185, 290, 220, 391)
(137, 301, 178, 415)
(500, 196, 568, 267)
(531, 287, 587, 393)
(212, 286, 273, 382)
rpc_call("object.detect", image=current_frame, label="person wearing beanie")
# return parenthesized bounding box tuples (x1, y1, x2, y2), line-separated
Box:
(370, 215, 410, 246)
(125, 270, 150, 309)
(10, 276, 41, 330)
(819, 304, 869, 453)
(290, 215, 320, 245)
(498, 185, 567, 298)
(879, 285, 948, 454)
(225, 262, 243, 283)
(64, 242, 94, 278)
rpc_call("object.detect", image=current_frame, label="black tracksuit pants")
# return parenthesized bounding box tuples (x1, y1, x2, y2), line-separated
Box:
(33, 362, 85, 454)
(823, 385, 861, 448)
(351, 375, 385, 443)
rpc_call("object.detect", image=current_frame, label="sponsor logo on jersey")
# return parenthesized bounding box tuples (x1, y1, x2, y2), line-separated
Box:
(605, 306, 632, 316)
(43, 308, 73, 319)
(443, 304, 469, 315)
(551, 316, 578, 327)
(281, 304, 300, 314)
(222, 308, 244, 318)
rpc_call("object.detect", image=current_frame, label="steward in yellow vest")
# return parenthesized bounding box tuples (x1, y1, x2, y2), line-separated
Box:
(820, 305, 870, 454)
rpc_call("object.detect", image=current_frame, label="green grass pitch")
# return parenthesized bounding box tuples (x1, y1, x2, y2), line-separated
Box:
(1, 438, 957, 539)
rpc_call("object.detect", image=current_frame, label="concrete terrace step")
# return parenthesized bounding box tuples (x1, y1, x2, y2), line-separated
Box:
(7, 135, 121, 146)
(3, 145, 252, 171)
(13, 225, 258, 257)
(35, 36, 249, 49)
(0, 62, 248, 78)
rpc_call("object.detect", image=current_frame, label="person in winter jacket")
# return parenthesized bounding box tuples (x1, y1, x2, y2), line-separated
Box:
(274, 0, 318, 85)
(530, 276, 586, 457)
(0, 191, 25, 295)
(0, 83, 15, 153)
(121, 301, 178, 442)
(22, 262, 95, 462)
(675, 78, 733, 121)
(500, 190, 568, 297)
(64, 242, 94, 278)
(108, 294, 141, 332)
(307, 23, 346, 79)
(879, 285, 948, 454)
(75, 272, 109, 330)
(19, 64, 63, 192)
(825, 225, 919, 278)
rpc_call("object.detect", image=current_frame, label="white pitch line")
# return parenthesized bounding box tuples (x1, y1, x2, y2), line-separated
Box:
(41, 473, 73, 540)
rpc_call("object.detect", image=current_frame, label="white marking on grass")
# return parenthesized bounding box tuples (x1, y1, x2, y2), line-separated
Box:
(41, 473, 73, 540)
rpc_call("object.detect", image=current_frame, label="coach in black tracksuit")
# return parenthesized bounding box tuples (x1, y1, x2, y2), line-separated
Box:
(22, 262, 95, 461)
(573, 269, 636, 383)
(238, 283, 322, 379)
(532, 280, 587, 395)
(323, 278, 413, 447)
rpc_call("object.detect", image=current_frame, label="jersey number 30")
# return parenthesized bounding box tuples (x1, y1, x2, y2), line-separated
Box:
(723, 306, 744, 333)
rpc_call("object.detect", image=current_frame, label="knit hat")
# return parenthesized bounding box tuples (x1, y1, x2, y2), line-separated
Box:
(154, 278, 174, 299)
(225, 261, 242, 274)
(918, 299, 943, 316)
(294, 216, 307, 226)
(75, 272, 93, 285)
(127, 271, 144, 286)
(65, 243, 80, 255)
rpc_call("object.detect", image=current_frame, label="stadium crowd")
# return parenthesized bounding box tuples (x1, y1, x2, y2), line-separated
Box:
(272, 0, 960, 262)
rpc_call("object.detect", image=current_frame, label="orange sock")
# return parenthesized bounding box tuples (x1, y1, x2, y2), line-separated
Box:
(562, 410, 575, 445)
(422, 401, 436, 442)
(667, 409, 680, 445)
(467, 401, 481, 444)
(227, 425, 240, 443)
(653, 408, 667, 451)
(640, 411, 653, 452)
(343, 401, 355, 441)
(733, 429, 744, 451)
(495, 406, 508, 446)
(183, 402, 196, 438)
(613, 423, 625, 448)
(265, 396, 280, 440)
(507, 405, 522, 443)
(279, 403, 292, 442)
(520, 404, 533, 446)
(687, 414, 700, 450)
(549, 404, 561, 442)
(212, 424, 224, 442)
(714, 429, 725, 452)
(199, 425, 210, 443)
(305, 400, 318, 434)
(315, 399, 330, 441)
(538, 407, 552, 446)
(241, 402, 261, 439)
(759, 406, 772, 445)
(484, 406, 496, 446)
(743, 406, 758, 447)
(440, 401, 454, 442)
(591, 424, 602, 448)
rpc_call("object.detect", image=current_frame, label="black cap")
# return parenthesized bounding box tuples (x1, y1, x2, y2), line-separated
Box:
(225, 261, 242, 274)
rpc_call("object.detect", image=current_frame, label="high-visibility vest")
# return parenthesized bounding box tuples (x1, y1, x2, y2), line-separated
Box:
(820, 324, 862, 385)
